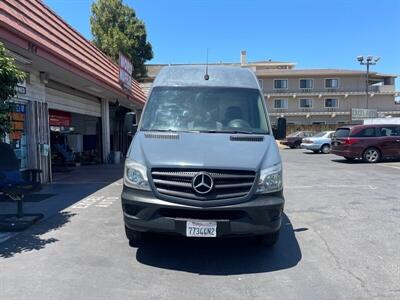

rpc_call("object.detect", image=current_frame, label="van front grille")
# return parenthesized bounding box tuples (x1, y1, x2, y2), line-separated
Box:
(151, 168, 256, 200)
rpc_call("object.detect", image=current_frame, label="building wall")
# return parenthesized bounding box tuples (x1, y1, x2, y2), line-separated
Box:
(260, 75, 395, 93)
(267, 94, 397, 113)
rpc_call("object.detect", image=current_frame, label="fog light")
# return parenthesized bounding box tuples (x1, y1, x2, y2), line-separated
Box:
(269, 209, 282, 221)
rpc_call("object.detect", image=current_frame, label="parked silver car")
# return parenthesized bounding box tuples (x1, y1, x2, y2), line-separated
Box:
(301, 131, 335, 154)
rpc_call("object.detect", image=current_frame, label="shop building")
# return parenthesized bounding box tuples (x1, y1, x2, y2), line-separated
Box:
(140, 51, 399, 129)
(0, 0, 146, 183)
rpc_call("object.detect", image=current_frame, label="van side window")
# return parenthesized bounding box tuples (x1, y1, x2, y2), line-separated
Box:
(354, 127, 376, 137)
(380, 126, 400, 137)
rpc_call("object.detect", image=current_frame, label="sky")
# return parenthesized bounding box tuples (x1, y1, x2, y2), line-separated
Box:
(44, 0, 400, 87)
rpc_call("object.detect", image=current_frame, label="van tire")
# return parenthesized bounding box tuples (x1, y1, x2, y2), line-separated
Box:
(257, 231, 280, 247)
(125, 226, 143, 246)
(321, 144, 331, 154)
(363, 147, 381, 163)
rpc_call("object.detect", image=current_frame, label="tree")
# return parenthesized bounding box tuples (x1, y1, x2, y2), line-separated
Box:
(0, 42, 25, 138)
(90, 0, 153, 79)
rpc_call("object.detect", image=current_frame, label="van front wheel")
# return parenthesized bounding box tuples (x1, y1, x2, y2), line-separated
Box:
(125, 226, 143, 246)
(256, 231, 280, 247)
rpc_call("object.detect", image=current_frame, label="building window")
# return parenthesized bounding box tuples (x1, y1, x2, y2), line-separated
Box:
(300, 79, 313, 89)
(274, 79, 288, 89)
(299, 98, 313, 108)
(325, 98, 338, 108)
(325, 78, 339, 89)
(274, 99, 288, 109)
(258, 79, 263, 89)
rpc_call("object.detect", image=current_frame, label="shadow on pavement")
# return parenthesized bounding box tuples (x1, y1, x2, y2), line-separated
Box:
(0, 211, 75, 259)
(0, 165, 124, 257)
(135, 214, 302, 275)
(331, 158, 400, 164)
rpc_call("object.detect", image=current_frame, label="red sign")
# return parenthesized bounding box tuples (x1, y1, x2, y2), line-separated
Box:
(49, 109, 72, 126)
(119, 52, 133, 89)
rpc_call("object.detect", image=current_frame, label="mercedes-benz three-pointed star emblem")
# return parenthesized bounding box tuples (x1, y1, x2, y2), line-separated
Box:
(192, 172, 214, 194)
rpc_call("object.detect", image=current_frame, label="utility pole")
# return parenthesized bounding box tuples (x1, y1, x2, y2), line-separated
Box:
(357, 55, 380, 109)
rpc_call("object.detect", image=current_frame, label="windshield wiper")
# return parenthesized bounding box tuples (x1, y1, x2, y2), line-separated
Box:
(198, 130, 268, 135)
(142, 129, 177, 132)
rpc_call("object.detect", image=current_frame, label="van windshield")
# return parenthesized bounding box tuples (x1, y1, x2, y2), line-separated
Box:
(141, 87, 269, 134)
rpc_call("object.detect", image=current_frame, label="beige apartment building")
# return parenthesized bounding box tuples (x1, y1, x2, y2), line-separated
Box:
(140, 51, 399, 126)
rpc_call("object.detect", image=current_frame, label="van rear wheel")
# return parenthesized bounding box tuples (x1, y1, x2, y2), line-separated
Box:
(363, 147, 381, 163)
(256, 231, 280, 247)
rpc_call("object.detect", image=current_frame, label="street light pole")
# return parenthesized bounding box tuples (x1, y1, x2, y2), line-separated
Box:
(357, 55, 380, 109)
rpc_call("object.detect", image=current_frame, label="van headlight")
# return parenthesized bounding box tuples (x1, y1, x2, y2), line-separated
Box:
(256, 163, 283, 194)
(124, 160, 150, 191)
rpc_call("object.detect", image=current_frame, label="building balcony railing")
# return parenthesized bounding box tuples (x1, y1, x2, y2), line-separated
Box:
(264, 85, 396, 97)
(268, 107, 400, 117)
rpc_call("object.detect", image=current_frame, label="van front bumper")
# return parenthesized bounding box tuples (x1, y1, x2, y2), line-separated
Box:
(121, 187, 284, 237)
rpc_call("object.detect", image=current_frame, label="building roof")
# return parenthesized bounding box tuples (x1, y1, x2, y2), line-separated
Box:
(153, 65, 260, 89)
(256, 68, 397, 78)
(145, 61, 295, 79)
(0, 0, 146, 104)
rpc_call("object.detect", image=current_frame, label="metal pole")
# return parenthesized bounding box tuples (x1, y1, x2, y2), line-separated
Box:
(366, 62, 370, 109)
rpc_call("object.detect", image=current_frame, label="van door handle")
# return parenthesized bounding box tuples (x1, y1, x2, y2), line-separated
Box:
(396, 140, 400, 143)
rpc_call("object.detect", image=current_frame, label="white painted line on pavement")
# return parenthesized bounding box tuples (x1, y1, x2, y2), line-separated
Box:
(286, 184, 378, 190)
(379, 164, 400, 170)
(95, 196, 119, 208)
(71, 196, 120, 209)
(71, 195, 104, 209)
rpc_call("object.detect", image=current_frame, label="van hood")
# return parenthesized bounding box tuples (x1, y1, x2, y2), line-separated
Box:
(128, 132, 280, 171)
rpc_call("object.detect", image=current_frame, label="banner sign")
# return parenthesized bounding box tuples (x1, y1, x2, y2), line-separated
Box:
(49, 109, 72, 126)
(351, 108, 378, 121)
(119, 52, 133, 89)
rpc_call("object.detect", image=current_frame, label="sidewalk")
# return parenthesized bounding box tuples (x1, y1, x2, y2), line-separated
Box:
(0, 164, 124, 244)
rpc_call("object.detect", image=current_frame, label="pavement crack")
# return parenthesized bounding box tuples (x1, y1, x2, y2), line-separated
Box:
(314, 229, 371, 297)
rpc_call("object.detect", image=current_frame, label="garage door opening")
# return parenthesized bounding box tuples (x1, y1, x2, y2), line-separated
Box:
(49, 109, 102, 173)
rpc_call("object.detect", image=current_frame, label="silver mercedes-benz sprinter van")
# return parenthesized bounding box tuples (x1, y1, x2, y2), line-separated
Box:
(122, 65, 285, 246)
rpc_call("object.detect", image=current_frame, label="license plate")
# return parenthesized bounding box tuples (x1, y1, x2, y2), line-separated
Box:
(186, 221, 217, 237)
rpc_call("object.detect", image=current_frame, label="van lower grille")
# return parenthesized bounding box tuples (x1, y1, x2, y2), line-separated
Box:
(151, 168, 256, 200)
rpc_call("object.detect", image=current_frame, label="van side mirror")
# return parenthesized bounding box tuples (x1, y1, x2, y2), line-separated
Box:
(124, 112, 138, 136)
(274, 117, 287, 140)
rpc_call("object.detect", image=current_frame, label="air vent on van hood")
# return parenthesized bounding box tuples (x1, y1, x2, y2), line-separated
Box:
(144, 133, 180, 140)
(230, 135, 264, 142)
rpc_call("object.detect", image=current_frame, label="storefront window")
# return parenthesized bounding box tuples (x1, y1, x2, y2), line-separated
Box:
(8, 103, 28, 169)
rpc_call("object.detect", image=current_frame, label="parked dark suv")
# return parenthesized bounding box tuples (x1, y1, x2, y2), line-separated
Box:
(331, 124, 400, 163)
(281, 131, 315, 149)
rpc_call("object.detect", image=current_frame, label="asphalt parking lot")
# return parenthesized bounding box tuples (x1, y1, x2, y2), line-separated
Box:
(0, 149, 399, 300)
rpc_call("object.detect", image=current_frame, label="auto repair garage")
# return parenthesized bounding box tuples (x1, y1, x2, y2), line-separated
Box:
(0, 0, 146, 183)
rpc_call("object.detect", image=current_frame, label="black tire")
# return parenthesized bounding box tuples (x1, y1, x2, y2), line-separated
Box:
(294, 142, 301, 149)
(344, 157, 355, 161)
(313, 150, 319, 154)
(256, 230, 280, 247)
(289, 146, 295, 149)
(125, 226, 143, 246)
(363, 147, 381, 163)
(321, 144, 331, 154)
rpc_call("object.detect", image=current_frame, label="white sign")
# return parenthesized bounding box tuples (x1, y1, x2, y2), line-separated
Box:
(119, 52, 133, 89)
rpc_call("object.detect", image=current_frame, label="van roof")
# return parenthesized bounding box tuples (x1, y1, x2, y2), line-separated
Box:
(152, 65, 260, 89)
